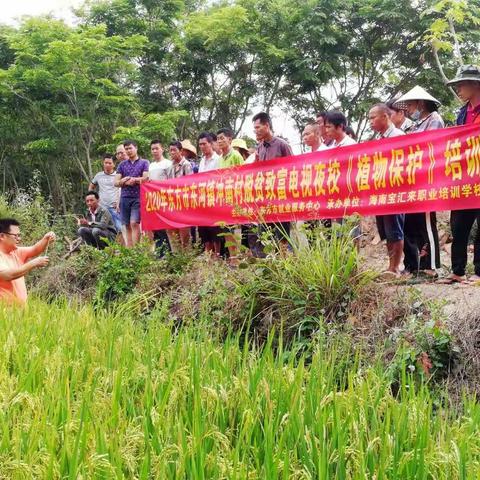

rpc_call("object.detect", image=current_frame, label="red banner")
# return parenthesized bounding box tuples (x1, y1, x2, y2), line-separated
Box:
(141, 124, 480, 230)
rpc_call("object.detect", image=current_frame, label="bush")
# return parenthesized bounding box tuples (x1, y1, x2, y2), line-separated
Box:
(235, 222, 374, 347)
(95, 241, 156, 306)
(387, 292, 459, 386)
(33, 246, 102, 301)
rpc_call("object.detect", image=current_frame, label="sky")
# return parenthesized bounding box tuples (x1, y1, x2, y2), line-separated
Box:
(2, 0, 82, 25)
(2, 0, 303, 151)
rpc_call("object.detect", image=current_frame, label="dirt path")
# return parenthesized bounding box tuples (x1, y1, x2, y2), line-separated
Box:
(360, 214, 480, 321)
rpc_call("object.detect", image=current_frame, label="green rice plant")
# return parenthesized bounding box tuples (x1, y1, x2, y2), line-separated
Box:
(0, 299, 480, 479)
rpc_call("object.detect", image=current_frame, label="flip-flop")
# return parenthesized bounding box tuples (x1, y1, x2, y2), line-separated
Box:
(436, 275, 468, 285)
(377, 270, 400, 281)
(466, 275, 480, 285)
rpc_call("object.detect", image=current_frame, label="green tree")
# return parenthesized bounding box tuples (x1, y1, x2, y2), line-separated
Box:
(79, 0, 204, 112)
(0, 18, 146, 208)
(109, 110, 189, 154)
(421, 0, 480, 82)
(170, 4, 258, 134)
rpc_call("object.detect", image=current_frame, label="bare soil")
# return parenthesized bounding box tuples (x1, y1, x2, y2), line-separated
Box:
(360, 213, 480, 323)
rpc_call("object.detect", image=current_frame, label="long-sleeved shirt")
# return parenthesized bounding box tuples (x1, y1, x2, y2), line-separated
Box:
(412, 112, 444, 132)
(85, 206, 117, 233)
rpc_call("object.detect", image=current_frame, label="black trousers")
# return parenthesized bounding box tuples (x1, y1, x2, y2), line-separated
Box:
(451, 209, 480, 276)
(403, 212, 440, 273)
(247, 222, 291, 258)
(153, 230, 171, 257)
(78, 227, 115, 249)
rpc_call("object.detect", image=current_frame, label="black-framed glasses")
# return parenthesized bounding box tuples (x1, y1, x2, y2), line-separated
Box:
(4, 232, 21, 239)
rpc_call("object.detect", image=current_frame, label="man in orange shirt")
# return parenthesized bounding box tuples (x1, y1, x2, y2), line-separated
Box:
(0, 218, 55, 304)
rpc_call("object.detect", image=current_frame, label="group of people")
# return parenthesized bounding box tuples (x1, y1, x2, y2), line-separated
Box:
(1, 65, 479, 304)
(80, 64, 480, 283)
(81, 115, 294, 261)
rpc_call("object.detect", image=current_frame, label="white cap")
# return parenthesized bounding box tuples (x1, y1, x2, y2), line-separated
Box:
(393, 85, 441, 106)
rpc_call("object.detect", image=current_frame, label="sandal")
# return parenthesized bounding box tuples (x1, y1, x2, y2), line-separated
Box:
(466, 275, 480, 285)
(436, 274, 467, 285)
(377, 270, 401, 281)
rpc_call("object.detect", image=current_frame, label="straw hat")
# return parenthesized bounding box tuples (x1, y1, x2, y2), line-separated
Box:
(447, 64, 480, 86)
(181, 139, 197, 157)
(387, 92, 408, 112)
(232, 138, 249, 155)
(393, 85, 441, 106)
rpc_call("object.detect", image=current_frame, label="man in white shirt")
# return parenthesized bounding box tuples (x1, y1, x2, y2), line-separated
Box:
(89, 154, 122, 233)
(302, 122, 328, 152)
(198, 132, 220, 173)
(149, 140, 173, 181)
(148, 139, 173, 255)
(197, 132, 222, 256)
(324, 111, 357, 148)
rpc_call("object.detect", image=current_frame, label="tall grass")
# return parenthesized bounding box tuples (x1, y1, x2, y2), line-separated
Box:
(0, 299, 479, 478)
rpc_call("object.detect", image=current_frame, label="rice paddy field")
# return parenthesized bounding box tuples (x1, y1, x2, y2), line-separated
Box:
(1, 299, 480, 479)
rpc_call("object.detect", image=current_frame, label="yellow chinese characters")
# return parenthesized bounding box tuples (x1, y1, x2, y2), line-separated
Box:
(389, 149, 405, 187)
(406, 145, 423, 185)
(466, 135, 480, 178)
(356, 154, 371, 191)
(445, 138, 463, 181)
(327, 159, 340, 194)
(372, 152, 388, 189)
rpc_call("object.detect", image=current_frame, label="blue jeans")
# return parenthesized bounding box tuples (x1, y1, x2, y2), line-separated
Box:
(107, 207, 122, 232)
(376, 214, 405, 242)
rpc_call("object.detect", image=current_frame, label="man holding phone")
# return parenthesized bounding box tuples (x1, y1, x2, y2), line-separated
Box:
(77, 191, 117, 249)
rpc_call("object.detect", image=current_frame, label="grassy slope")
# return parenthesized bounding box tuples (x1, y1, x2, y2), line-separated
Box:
(0, 300, 479, 479)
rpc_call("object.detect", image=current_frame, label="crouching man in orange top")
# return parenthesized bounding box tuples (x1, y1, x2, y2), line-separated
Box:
(0, 218, 55, 304)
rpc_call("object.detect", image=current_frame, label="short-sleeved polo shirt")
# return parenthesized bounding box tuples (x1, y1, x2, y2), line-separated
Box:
(117, 158, 150, 198)
(0, 248, 31, 304)
(219, 149, 244, 169)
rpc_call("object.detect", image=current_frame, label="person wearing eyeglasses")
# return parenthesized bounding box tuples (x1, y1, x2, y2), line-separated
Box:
(0, 218, 55, 304)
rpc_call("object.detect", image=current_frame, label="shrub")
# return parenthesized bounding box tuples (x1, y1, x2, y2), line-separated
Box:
(33, 246, 102, 301)
(95, 241, 155, 306)
(387, 292, 459, 386)
(235, 222, 374, 347)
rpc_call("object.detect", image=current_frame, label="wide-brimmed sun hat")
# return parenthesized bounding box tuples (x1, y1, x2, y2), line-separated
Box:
(393, 85, 441, 106)
(232, 138, 249, 155)
(447, 64, 480, 86)
(387, 92, 408, 112)
(181, 139, 197, 157)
